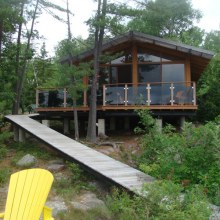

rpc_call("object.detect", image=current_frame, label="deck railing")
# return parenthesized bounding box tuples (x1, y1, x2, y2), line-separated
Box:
(103, 82, 196, 106)
(36, 82, 196, 108)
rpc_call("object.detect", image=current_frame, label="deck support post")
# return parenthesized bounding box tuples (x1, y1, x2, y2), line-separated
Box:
(19, 128, 26, 142)
(63, 118, 70, 134)
(109, 117, 116, 131)
(124, 117, 130, 130)
(42, 120, 50, 127)
(180, 116, 185, 131)
(155, 117, 163, 133)
(13, 125, 19, 142)
(98, 119, 105, 136)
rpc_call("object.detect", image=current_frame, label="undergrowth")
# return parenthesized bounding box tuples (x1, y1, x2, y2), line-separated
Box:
(136, 109, 220, 205)
(106, 181, 210, 220)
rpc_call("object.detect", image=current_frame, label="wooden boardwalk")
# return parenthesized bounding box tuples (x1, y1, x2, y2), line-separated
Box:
(5, 115, 154, 194)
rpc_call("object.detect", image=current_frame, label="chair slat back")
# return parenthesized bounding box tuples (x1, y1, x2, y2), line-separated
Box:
(3, 169, 53, 220)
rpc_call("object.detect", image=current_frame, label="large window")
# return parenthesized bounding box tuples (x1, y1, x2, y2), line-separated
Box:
(100, 49, 185, 85)
(138, 64, 161, 83)
(138, 63, 185, 83)
(110, 66, 132, 84)
(162, 64, 185, 82)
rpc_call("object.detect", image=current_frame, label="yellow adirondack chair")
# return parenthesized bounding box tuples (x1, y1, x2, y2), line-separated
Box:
(0, 168, 54, 220)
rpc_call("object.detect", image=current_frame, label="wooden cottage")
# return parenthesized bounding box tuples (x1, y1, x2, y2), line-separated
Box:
(35, 31, 214, 132)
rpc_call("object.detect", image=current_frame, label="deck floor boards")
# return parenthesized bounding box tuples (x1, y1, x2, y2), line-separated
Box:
(5, 114, 154, 194)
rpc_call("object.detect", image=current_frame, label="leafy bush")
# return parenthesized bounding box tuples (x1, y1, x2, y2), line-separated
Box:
(0, 131, 12, 144)
(0, 168, 11, 186)
(134, 109, 156, 134)
(0, 145, 8, 160)
(10, 141, 52, 160)
(136, 110, 220, 203)
(106, 181, 210, 220)
(0, 131, 12, 161)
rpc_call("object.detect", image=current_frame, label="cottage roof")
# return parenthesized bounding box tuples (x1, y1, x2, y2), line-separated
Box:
(62, 31, 214, 80)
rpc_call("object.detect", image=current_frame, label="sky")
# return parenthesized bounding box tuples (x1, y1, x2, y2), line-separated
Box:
(35, 0, 220, 57)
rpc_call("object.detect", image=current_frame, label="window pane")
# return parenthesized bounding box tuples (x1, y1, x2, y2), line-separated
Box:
(110, 67, 118, 83)
(138, 53, 160, 62)
(161, 54, 180, 62)
(162, 64, 184, 82)
(111, 54, 132, 64)
(138, 64, 161, 83)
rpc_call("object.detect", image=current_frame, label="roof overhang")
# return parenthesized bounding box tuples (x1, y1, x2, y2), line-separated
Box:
(61, 31, 214, 80)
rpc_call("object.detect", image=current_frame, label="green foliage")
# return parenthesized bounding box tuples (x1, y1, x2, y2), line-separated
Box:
(197, 54, 220, 122)
(127, 0, 202, 41)
(106, 181, 210, 220)
(10, 141, 52, 161)
(134, 109, 156, 134)
(0, 168, 11, 186)
(0, 131, 12, 160)
(68, 162, 85, 183)
(0, 145, 7, 160)
(54, 162, 96, 198)
(196, 31, 220, 122)
(137, 120, 220, 203)
(0, 131, 12, 143)
(57, 206, 111, 220)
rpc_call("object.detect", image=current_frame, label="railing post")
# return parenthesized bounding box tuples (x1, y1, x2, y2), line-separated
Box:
(124, 84, 128, 106)
(64, 88, 67, 107)
(83, 90, 87, 107)
(36, 89, 39, 108)
(147, 83, 151, 106)
(193, 82, 196, 105)
(103, 85, 106, 106)
(170, 82, 174, 105)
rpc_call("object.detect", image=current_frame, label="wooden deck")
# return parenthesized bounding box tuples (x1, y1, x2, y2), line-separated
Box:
(35, 104, 197, 113)
(5, 114, 154, 194)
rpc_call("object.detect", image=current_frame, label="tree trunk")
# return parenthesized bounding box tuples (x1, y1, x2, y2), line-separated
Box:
(12, 1, 25, 114)
(87, 0, 107, 143)
(12, 0, 39, 114)
(0, 20, 3, 60)
(73, 98, 79, 140)
(67, 0, 79, 140)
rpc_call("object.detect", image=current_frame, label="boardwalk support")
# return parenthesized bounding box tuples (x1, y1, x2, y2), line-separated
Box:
(156, 117, 163, 133)
(63, 118, 70, 134)
(98, 119, 105, 136)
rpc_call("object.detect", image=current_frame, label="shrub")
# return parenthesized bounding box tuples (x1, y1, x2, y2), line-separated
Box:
(137, 113, 220, 203)
(0, 131, 12, 144)
(106, 181, 210, 220)
(0, 168, 11, 185)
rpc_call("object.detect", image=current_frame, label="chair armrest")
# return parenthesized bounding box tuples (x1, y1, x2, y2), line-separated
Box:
(0, 212, 5, 218)
(43, 206, 54, 220)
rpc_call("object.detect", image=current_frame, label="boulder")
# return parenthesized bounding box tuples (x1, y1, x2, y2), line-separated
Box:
(47, 164, 65, 172)
(46, 196, 68, 216)
(16, 154, 37, 167)
(71, 192, 107, 211)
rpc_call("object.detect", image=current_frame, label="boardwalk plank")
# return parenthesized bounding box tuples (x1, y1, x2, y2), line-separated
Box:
(5, 115, 154, 194)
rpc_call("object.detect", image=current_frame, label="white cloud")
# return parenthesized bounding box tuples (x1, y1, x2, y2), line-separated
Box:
(35, 0, 220, 56)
